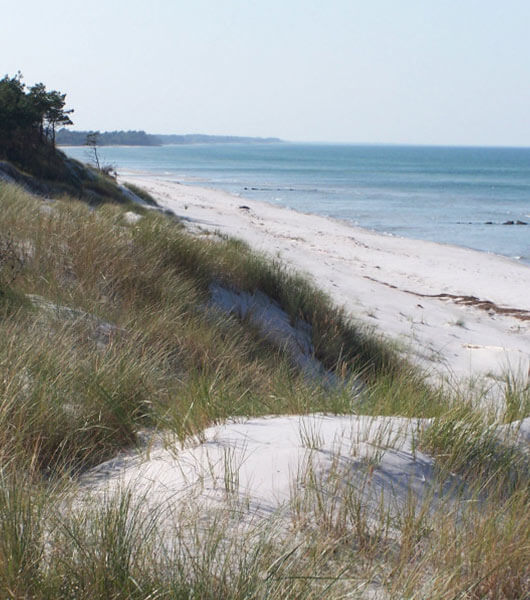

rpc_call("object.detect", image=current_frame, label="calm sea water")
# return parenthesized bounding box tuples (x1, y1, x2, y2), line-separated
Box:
(63, 143, 530, 264)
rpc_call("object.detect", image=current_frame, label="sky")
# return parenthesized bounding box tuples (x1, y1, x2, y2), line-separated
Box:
(2, 0, 530, 146)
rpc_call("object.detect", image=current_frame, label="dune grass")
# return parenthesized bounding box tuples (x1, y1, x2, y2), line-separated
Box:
(122, 181, 158, 206)
(0, 179, 528, 598)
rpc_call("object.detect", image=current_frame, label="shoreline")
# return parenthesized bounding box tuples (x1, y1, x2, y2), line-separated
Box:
(129, 174, 530, 268)
(60, 144, 530, 266)
(215, 181, 530, 267)
(122, 173, 530, 388)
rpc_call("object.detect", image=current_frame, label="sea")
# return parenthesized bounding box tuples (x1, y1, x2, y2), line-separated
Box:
(62, 143, 530, 265)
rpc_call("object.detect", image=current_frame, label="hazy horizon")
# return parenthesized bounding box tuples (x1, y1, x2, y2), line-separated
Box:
(5, 0, 530, 147)
(61, 132, 530, 150)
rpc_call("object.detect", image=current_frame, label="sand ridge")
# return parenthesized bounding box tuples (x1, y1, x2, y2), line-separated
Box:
(123, 175, 530, 387)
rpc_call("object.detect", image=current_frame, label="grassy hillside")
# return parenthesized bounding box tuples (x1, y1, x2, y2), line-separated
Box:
(0, 180, 528, 599)
(0, 153, 158, 207)
(0, 73, 157, 206)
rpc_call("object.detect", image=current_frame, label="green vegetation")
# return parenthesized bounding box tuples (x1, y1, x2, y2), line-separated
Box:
(55, 129, 283, 146)
(0, 178, 528, 598)
(0, 180, 416, 474)
(0, 72, 72, 178)
(1, 73, 527, 598)
(123, 181, 158, 206)
(0, 73, 156, 206)
(57, 129, 159, 146)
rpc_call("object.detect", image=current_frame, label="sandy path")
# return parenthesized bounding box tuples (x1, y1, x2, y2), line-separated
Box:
(124, 175, 530, 389)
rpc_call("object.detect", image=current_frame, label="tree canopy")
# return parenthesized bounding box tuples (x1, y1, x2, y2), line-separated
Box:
(0, 72, 73, 169)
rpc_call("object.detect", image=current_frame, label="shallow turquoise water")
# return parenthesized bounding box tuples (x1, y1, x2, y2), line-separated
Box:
(63, 143, 530, 264)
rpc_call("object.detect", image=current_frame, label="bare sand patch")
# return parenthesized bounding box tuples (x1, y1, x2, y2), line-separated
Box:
(122, 175, 530, 387)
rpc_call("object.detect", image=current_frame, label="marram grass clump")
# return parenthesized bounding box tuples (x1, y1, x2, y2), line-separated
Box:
(0, 180, 528, 599)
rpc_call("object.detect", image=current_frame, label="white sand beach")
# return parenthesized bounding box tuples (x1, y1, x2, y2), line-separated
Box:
(123, 174, 530, 390)
(79, 415, 441, 534)
(72, 176, 530, 573)
(78, 411, 529, 558)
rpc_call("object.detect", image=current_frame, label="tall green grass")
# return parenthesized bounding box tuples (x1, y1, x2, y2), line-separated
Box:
(0, 180, 528, 598)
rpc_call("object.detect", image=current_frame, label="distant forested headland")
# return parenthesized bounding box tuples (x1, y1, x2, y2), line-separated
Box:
(0, 72, 74, 177)
(56, 130, 283, 146)
(0, 72, 157, 204)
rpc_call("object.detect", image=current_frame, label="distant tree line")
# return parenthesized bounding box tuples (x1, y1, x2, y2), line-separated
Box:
(56, 129, 158, 147)
(56, 130, 283, 146)
(157, 134, 283, 145)
(0, 72, 73, 169)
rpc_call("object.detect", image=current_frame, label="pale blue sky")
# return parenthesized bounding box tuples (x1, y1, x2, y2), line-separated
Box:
(3, 0, 530, 145)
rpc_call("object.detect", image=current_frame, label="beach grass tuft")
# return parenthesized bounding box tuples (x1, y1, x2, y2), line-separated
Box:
(0, 179, 528, 598)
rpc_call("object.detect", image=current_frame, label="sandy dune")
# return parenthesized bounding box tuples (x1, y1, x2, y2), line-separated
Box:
(77, 411, 528, 546)
(72, 176, 529, 567)
(123, 175, 530, 390)
(79, 415, 445, 538)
